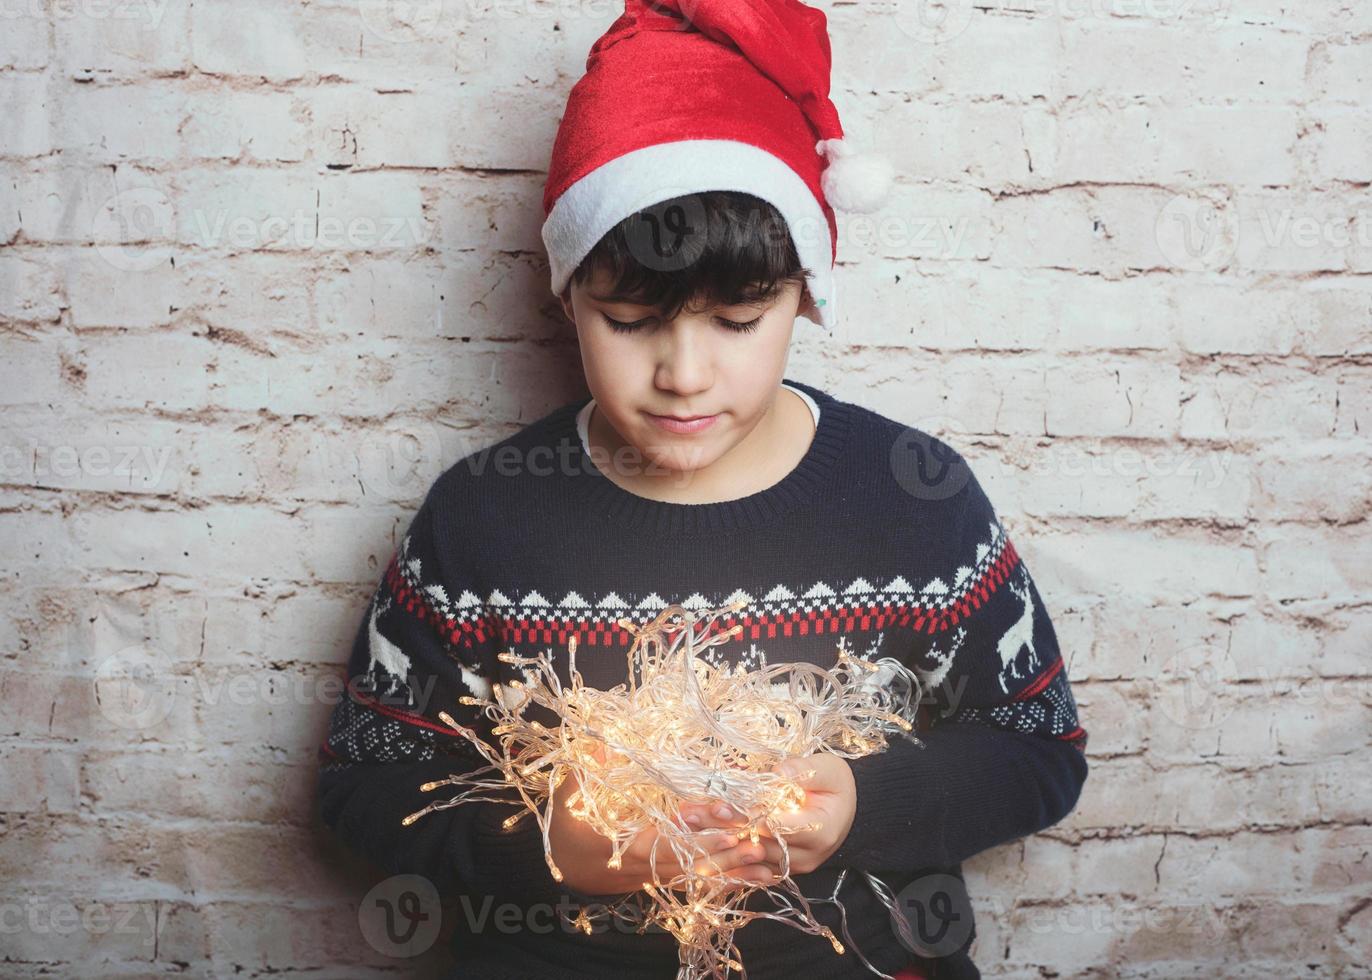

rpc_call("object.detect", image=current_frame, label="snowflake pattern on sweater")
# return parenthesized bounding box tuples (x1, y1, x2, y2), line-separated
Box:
(329, 511, 1084, 763)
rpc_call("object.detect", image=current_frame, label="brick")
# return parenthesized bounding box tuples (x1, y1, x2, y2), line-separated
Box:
(190, 0, 308, 80)
(155, 900, 397, 971)
(1044, 361, 1181, 438)
(176, 168, 316, 251)
(0, 250, 64, 321)
(1034, 527, 1261, 601)
(0, 892, 157, 963)
(1, 405, 184, 496)
(1069, 682, 1148, 757)
(315, 171, 427, 252)
(1150, 694, 1369, 765)
(0, 745, 81, 813)
(1159, 828, 1371, 899)
(0, 669, 94, 741)
(1170, 283, 1302, 355)
(0, 336, 69, 406)
(1056, 105, 1298, 186)
(992, 185, 1195, 275)
(1239, 2, 1372, 34)
(1312, 108, 1372, 183)
(53, 0, 191, 75)
(0, 74, 53, 157)
(1254, 445, 1372, 523)
(7, 164, 174, 247)
(844, 182, 994, 263)
(1320, 606, 1372, 676)
(79, 332, 212, 411)
(203, 590, 366, 668)
(308, 86, 456, 170)
(63, 245, 182, 328)
(1294, 281, 1372, 356)
(1181, 370, 1339, 440)
(1058, 22, 1306, 102)
(176, 251, 312, 333)
(827, 3, 940, 95)
(181, 86, 309, 163)
(82, 748, 317, 824)
(314, 252, 448, 337)
(0, 167, 19, 243)
(0, 7, 50, 69)
(53, 81, 185, 161)
(931, 11, 1059, 99)
(425, 171, 544, 252)
(62, 503, 335, 583)
(1261, 524, 1371, 602)
(1313, 39, 1372, 104)
(0, 815, 334, 899)
(1232, 189, 1368, 273)
(864, 96, 1043, 187)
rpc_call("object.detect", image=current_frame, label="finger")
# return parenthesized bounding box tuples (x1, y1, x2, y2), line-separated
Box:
(776, 755, 823, 783)
(629, 829, 739, 882)
(679, 800, 750, 830)
(693, 840, 767, 877)
(752, 801, 830, 839)
(715, 835, 789, 873)
(724, 862, 779, 885)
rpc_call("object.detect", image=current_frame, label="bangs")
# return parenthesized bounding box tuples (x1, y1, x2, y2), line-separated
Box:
(569, 191, 813, 319)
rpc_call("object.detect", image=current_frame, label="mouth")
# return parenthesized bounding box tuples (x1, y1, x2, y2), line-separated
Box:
(645, 411, 720, 434)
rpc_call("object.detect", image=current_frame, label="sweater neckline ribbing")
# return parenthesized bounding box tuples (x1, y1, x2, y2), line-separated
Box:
(557, 377, 851, 534)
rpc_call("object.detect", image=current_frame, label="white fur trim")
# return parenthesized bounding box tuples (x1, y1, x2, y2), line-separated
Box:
(542, 139, 837, 329)
(816, 138, 895, 214)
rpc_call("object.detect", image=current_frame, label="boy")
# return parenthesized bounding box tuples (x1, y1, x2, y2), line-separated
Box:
(317, 2, 1088, 978)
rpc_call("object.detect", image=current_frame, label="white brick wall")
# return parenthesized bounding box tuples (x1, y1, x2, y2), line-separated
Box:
(1, 1, 1368, 977)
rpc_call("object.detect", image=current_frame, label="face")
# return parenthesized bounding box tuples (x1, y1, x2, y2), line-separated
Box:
(559, 266, 814, 481)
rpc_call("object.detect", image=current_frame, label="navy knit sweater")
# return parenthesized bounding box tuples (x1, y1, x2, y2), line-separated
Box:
(317, 377, 1089, 980)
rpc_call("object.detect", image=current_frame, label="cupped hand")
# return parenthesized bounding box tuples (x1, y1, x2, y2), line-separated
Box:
(676, 754, 856, 877)
(547, 745, 779, 896)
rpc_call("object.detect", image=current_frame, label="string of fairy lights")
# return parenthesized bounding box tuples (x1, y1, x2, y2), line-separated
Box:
(403, 598, 927, 979)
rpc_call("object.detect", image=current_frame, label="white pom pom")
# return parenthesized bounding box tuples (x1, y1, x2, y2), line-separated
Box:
(816, 138, 895, 214)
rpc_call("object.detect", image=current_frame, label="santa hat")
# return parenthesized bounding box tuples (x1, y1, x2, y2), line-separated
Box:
(540, 0, 895, 330)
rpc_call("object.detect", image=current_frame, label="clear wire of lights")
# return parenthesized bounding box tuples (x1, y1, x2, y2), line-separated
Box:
(403, 599, 928, 980)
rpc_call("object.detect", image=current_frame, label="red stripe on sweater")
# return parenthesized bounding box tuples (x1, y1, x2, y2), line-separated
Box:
(351, 688, 459, 737)
(1012, 654, 1063, 701)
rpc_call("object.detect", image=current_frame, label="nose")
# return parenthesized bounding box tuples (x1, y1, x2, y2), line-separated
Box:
(653, 320, 713, 397)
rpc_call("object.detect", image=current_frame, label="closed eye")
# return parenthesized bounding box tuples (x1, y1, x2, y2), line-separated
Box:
(604, 315, 763, 334)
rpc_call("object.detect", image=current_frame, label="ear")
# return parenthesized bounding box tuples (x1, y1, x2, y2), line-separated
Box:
(796, 284, 819, 324)
(558, 285, 575, 324)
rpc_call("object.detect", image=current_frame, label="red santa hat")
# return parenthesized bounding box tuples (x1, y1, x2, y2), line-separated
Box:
(540, 0, 895, 330)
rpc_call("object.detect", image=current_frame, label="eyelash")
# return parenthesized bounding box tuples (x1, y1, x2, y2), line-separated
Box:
(604, 315, 763, 334)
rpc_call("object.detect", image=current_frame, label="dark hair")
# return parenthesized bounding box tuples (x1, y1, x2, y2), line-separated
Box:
(567, 190, 813, 320)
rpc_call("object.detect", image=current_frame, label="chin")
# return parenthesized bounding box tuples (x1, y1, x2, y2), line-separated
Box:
(639, 439, 720, 477)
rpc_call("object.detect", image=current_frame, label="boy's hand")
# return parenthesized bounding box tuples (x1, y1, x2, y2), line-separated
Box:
(547, 744, 776, 896)
(676, 754, 857, 877)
